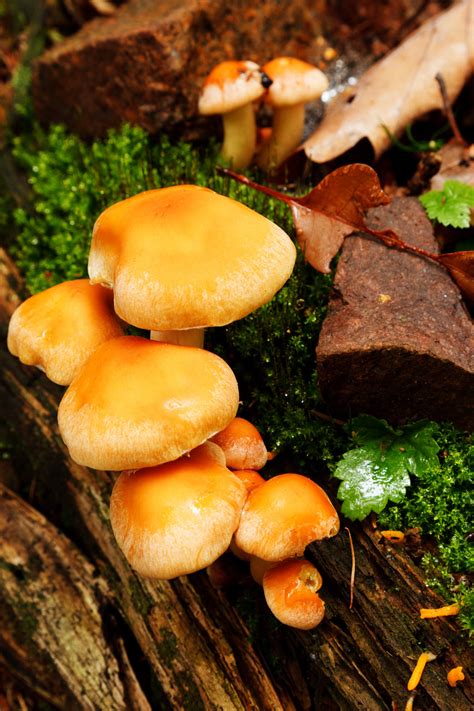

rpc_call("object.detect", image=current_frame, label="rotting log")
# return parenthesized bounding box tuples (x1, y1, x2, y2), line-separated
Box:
(0, 247, 473, 710)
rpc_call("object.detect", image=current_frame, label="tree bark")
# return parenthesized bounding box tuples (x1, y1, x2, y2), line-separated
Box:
(0, 248, 472, 710)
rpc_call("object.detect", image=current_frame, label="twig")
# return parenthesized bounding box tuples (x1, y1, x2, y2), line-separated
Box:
(345, 526, 356, 610)
(435, 72, 467, 147)
(310, 409, 346, 427)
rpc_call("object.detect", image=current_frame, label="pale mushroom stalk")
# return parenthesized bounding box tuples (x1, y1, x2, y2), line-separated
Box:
(150, 327, 205, 348)
(257, 102, 305, 169)
(220, 103, 258, 169)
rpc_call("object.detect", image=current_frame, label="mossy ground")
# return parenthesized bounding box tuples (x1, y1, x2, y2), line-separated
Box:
(2, 121, 472, 636)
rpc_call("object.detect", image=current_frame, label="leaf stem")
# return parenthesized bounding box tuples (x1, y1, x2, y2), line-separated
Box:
(435, 73, 467, 148)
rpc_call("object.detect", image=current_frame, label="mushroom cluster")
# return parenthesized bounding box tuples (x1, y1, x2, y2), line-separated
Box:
(207, 417, 340, 629)
(199, 57, 328, 170)
(7, 184, 339, 630)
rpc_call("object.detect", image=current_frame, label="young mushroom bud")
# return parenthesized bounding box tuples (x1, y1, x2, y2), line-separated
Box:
(263, 558, 325, 630)
(110, 442, 247, 579)
(7, 279, 124, 385)
(234, 473, 340, 561)
(198, 60, 270, 169)
(210, 417, 269, 470)
(257, 56, 328, 170)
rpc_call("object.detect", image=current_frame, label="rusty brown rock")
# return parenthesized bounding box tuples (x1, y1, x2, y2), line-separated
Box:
(316, 197, 474, 430)
(32, 0, 326, 140)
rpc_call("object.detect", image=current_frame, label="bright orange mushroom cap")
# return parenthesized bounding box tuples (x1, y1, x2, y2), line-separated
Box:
(263, 558, 325, 630)
(58, 336, 239, 470)
(110, 442, 247, 579)
(88, 185, 296, 332)
(210, 417, 269, 470)
(262, 57, 328, 107)
(234, 473, 340, 561)
(199, 60, 266, 114)
(7, 279, 124, 385)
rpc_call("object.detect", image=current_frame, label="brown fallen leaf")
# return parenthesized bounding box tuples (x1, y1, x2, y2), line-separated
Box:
(304, 0, 474, 163)
(221, 164, 390, 273)
(438, 250, 474, 303)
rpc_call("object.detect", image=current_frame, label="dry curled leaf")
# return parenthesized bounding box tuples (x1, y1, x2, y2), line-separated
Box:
(304, 0, 474, 163)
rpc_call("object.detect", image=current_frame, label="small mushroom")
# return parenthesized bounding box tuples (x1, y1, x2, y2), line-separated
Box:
(257, 57, 328, 170)
(198, 60, 270, 169)
(58, 336, 239, 470)
(210, 417, 269, 470)
(234, 473, 339, 561)
(263, 558, 325, 630)
(110, 442, 247, 579)
(88, 185, 295, 347)
(7, 279, 124, 385)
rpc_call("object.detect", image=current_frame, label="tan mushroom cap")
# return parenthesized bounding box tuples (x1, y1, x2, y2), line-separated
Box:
(263, 57, 328, 107)
(110, 442, 247, 579)
(58, 336, 239, 470)
(234, 473, 340, 561)
(7, 279, 124, 386)
(88, 185, 296, 331)
(210, 417, 269, 470)
(263, 558, 325, 630)
(198, 61, 266, 115)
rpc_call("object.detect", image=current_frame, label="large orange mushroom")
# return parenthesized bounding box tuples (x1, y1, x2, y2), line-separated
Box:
(110, 442, 247, 579)
(58, 336, 239, 470)
(7, 279, 124, 385)
(89, 185, 296, 347)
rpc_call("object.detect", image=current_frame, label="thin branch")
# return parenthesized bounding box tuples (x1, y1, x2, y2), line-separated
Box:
(435, 72, 467, 147)
(345, 526, 356, 610)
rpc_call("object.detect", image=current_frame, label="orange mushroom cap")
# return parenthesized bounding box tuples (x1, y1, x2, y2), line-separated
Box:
(89, 185, 295, 332)
(110, 442, 247, 579)
(234, 473, 340, 561)
(58, 336, 239, 470)
(199, 61, 266, 115)
(263, 558, 325, 630)
(262, 57, 328, 107)
(7, 279, 124, 385)
(210, 417, 269, 470)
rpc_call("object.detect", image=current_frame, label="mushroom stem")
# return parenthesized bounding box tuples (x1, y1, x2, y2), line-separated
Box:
(150, 328, 205, 348)
(221, 103, 257, 170)
(257, 103, 305, 170)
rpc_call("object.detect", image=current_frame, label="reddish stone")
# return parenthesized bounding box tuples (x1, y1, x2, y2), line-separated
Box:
(32, 0, 327, 139)
(316, 197, 474, 430)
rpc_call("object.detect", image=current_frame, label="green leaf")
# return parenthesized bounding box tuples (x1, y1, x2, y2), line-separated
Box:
(334, 417, 440, 521)
(420, 180, 474, 229)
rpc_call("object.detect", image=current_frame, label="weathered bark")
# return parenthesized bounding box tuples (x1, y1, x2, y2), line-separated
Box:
(0, 248, 473, 710)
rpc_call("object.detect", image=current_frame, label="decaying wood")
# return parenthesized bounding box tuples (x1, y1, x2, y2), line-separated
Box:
(0, 247, 472, 710)
(0, 484, 127, 709)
